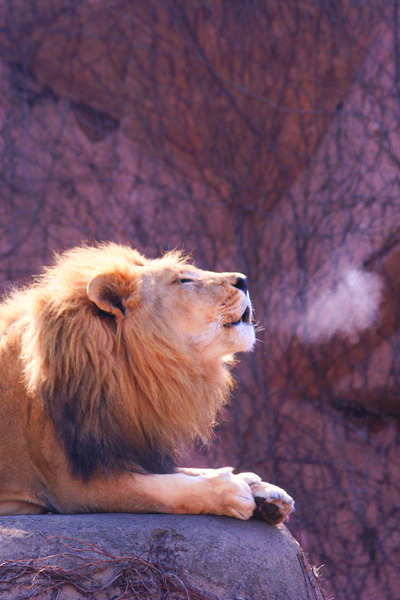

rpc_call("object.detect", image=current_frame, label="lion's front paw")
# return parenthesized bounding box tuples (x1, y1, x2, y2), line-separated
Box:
(249, 481, 294, 525)
(206, 469, 256, 520)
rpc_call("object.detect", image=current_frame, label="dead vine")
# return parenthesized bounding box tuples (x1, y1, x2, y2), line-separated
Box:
(0, 535, 220, 600)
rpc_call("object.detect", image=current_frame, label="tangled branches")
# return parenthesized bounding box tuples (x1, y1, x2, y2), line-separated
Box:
(0, 535, 216, 600)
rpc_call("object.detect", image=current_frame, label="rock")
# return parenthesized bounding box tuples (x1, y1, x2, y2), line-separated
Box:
(0, 513, 323, 599)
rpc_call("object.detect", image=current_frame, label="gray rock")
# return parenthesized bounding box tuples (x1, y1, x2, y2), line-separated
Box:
(0, 514, 324, 599)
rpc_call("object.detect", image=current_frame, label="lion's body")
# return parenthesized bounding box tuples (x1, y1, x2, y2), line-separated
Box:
(0, 243, 293, 522)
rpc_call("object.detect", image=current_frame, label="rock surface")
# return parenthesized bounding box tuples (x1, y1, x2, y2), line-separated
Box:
(0, 513, 323, 599)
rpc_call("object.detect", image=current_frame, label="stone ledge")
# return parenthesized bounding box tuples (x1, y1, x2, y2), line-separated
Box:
(0, 513, 324, 599)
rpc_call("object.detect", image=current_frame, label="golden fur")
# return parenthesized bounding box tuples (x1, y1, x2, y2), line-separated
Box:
(0, 243, 293, 522)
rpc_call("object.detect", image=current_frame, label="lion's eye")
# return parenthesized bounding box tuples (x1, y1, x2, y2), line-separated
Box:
(179, 278, 194, 284)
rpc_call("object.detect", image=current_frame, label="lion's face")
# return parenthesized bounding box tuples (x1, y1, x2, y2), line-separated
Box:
(86, 248, 255, 359)
(141, 263, 255, 357)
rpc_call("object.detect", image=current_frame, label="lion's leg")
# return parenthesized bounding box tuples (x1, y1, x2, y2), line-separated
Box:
(56, 470, 256, 520)
(54, 468, 293, 523)
(136, 470, 257, 519)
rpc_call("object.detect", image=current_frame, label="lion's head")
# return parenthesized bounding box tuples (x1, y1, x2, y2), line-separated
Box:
(19, 243, 255, 479)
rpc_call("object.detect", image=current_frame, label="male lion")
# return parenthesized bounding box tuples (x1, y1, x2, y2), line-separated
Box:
(0, 243, 293, 524)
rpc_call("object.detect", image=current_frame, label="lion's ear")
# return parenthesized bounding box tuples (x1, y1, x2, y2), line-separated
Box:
(87, 273, 127, 318)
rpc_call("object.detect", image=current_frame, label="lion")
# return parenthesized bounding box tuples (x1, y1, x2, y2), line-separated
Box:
(0, 243, 293, 524)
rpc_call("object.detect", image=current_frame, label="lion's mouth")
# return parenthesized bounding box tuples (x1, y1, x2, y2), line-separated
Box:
(224, 305, 251, 327)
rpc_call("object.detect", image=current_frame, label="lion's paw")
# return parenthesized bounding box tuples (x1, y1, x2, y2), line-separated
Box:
(207, 469, 256, 521)
(248, 480, 294, 525)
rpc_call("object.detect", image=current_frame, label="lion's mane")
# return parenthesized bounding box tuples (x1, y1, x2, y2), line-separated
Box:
(2, 244, 233, 480)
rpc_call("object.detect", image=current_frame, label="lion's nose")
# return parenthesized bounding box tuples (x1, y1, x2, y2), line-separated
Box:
(232, 276, 248, 293)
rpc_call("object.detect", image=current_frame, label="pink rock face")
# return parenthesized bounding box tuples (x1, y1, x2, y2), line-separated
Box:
(0, 2, 398, 599)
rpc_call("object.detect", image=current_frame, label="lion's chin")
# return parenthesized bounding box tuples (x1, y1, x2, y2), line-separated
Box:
(226, 321, 256, 353)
